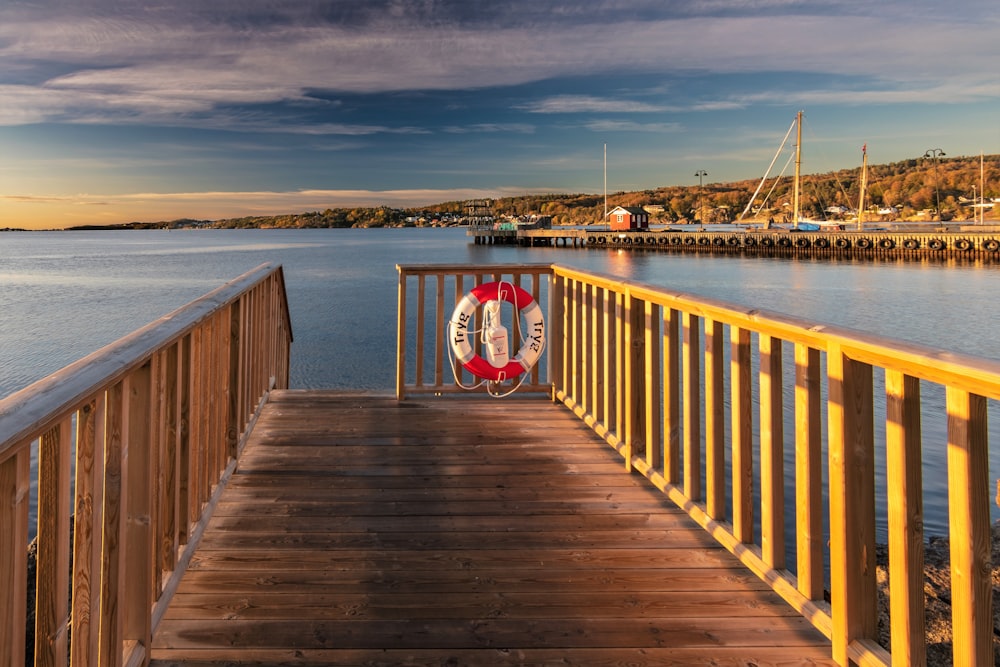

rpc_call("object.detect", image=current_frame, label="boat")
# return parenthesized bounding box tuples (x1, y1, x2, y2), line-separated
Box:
(739, 111, 824, 230)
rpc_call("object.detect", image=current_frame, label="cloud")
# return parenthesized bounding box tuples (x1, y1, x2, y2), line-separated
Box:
(0, 4, 997, 131)
(582, 120, 682, 133)
(521, 96, 670, 114)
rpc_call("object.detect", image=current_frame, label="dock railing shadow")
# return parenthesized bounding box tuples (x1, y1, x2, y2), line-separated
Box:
(397, 262, 998, 666)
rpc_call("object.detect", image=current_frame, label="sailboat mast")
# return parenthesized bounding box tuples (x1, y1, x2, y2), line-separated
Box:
(603, 143, 607, 223)
(792, 110, 803, 228)
(857, 144, 868, 231)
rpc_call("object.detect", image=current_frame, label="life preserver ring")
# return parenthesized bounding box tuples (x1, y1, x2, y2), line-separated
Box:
(955, 238, 972, 251)
(761, 237, 774, 247)
(878, 238, 895, 250)
(984, 239, 1000, 252)
(743, 236, 756, 247)
(684, 236, 695, 245)
(726, 237, 740, 246)
(928, 238, 945, 251)
(658, 237, 667, 245)
(903, 238, 919, 250)
(834, 237, 851, 249)
(794, 237, 810, 248)
(856, 237, 872, 249)
(697, 237, 709, 246)
(776, 237, 792, 247)
(448, 282, 545, 382)
(814, 237, 830, 248)
(670, 236, 682, 245)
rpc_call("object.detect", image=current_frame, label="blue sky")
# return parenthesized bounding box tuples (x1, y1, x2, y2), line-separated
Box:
(1, 0, 998, 228)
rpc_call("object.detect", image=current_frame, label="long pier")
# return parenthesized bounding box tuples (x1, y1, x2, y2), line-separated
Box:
(469, 226, 1000, 259)
(6, 262, 1000, 666)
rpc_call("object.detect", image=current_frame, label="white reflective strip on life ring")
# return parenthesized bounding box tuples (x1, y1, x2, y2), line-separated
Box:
(449, 293, 479, 364)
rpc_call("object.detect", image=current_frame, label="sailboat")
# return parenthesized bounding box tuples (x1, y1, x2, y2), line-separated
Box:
(740, 110, 830, 230)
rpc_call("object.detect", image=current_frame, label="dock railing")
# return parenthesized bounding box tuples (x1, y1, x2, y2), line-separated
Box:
(397, 262, 997, 666)
(0, 263, 291, 667)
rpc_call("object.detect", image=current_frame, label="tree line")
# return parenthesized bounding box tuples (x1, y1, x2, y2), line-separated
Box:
(63, 154, 998, 231)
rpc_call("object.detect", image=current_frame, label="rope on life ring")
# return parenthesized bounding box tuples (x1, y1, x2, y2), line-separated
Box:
(928, 238, 945, 251)
(984, 239, 1000, 252)
(955, 238, 972, 251)
(878, 238, 895, 250)
(447, 282, 545, 392)
(903, 238, 919, 250)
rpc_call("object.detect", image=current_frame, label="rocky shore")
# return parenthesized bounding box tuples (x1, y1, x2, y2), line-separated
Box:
(875, 522, 1000, 666)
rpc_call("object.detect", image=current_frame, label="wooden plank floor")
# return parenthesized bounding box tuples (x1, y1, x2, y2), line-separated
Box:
(150, 390, 835, 666)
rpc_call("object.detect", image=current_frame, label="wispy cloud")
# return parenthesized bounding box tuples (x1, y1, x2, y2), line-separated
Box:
(521, 96, 670, 114)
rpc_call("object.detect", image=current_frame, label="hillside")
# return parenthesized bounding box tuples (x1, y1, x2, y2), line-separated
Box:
(66, 154, 999, 231)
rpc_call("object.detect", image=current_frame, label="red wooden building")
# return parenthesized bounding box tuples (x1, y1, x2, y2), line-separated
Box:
(607, 205, 649, 231)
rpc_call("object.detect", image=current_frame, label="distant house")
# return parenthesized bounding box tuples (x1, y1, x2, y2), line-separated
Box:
(607, 205, 649, 231)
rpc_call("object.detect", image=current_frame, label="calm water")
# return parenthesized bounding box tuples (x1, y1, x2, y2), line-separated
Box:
(3, 228, 1000, 539)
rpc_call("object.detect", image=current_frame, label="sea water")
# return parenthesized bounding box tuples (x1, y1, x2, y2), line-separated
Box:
(3, 227, 1000, 539)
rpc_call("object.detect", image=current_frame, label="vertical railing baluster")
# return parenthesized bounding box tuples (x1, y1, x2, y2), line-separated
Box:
(124, 362, 154, 665)
(794, 344, 823, 600)
(415, 274, 426, 388)
(663, 309, 680, 485)
(35, 418, 72, 667)
(1, 446, 30, 667)
(99, 380, 125, 667)
(759, 335, 784, 568)
(885, 370, 925, 665)
(395, 267, 407, 400)
(682, 312, 701, 501)
(434, 273, 445, 388)
(623, 291, 645, 470)
(828, 345, 876, 665)
(730, 327, 753, 544)
(945, 386, 992, 666)
(705, 318, 725, 520)
(643, 300, 661, 470)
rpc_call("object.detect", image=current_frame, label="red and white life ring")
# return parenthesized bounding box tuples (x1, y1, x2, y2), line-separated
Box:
(448, 282, 545, 382)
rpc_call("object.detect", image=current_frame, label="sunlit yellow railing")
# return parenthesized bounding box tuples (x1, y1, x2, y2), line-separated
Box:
(397, 262, 997, 666)
(0, 264, 291, 667)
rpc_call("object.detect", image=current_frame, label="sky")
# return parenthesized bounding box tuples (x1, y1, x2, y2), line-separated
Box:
(1, 0, 998, 229)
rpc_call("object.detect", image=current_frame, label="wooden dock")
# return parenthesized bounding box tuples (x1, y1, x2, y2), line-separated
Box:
(149, 391, 835, 666)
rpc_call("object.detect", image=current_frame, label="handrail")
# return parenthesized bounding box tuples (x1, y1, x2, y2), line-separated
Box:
(0, 264, 292, 667)
(396, 262, 997, 666)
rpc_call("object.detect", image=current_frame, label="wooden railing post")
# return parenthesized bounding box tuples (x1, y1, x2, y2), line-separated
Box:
(945, 387, 992, 666)
(682, 312, 700, 500)
(794, 344, 824, 600)
(123, 362, 154, 665)
(623, 291, 645, 471)
(828, 345, 876, 665)
(885, 370, 925, 665)
(730, 327, 753, 544)
(759, 335, 784, 569)
(35, 419, 72, 667)
(0, 448, 30, 667)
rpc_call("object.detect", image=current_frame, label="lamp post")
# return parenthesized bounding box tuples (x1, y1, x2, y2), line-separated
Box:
(923, 148, 945, 220)
(695, 170, 708, 223)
